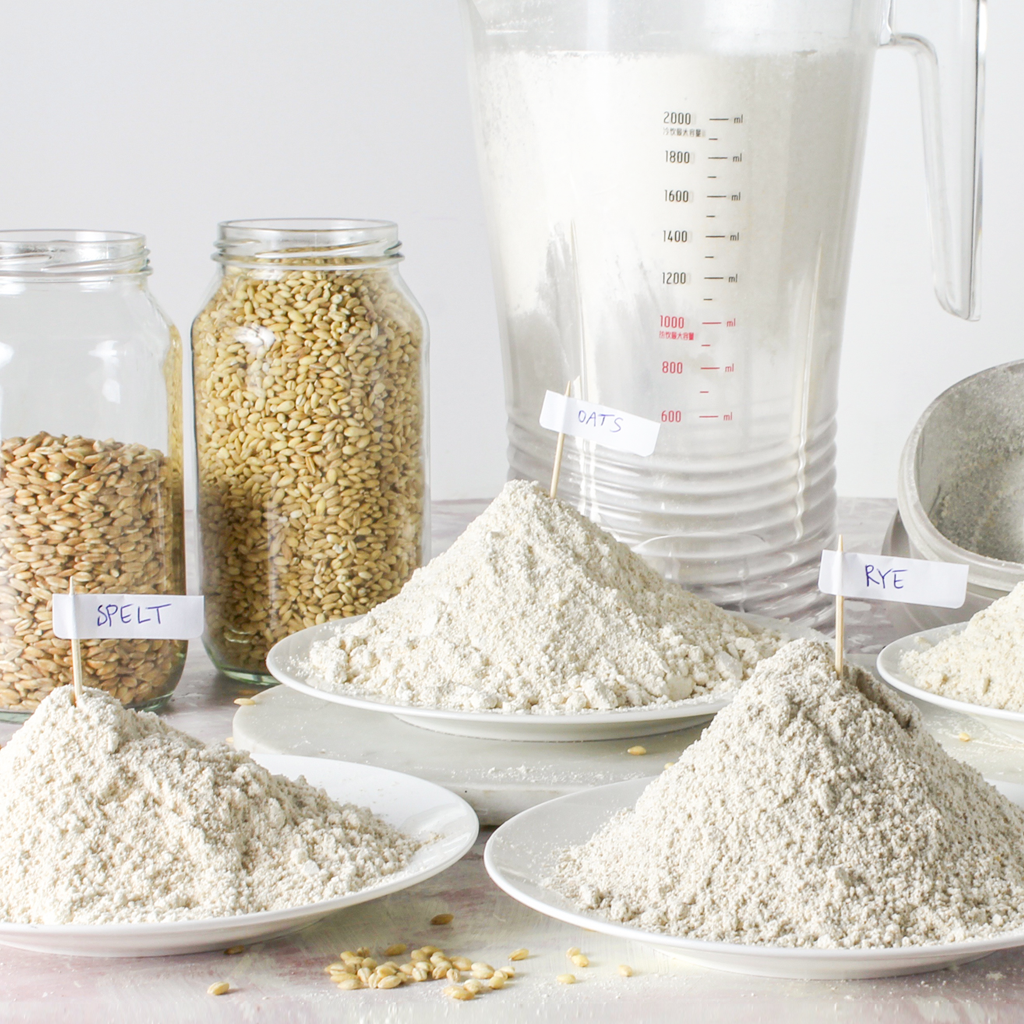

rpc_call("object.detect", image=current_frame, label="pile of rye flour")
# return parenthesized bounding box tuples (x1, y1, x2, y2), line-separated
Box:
(306, 480, 782, 713)
(901, 581, 1024, 711)
(553, 639, 1024, 948)
(0, 686, 418, 925)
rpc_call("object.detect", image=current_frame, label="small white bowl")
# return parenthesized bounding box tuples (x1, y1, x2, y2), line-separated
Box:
(877, 623, 1024, 743)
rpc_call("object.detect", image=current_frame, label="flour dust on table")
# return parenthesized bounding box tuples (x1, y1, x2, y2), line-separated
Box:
(554, 639, 1024, 948)
(901, 581, 1024, 711)
(0, 686, 418, 925)
(306, 480, 783, 713)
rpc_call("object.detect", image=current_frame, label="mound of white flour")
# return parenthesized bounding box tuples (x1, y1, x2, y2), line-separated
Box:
(901, 581, 1024, 711)
(306, 480, 782, 713)
(553, 640, 1024, 948)
(0, 687, 418, 925)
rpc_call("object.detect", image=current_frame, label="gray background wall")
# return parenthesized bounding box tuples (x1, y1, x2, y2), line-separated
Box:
(0, 0, 1017, 500)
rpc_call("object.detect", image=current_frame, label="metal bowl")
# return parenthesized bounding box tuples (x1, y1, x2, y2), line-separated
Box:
(897, 361, 1024, 609)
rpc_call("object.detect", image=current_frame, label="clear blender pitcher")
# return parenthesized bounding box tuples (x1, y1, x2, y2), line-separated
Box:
(460, 0, 983, 625)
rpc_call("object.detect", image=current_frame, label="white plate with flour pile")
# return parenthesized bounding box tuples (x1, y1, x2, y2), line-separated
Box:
(877, 623, 1024, 743)
(485, 778, 1024, 980)
(267, 614, 827, 742)
(0, 755, 478, 958)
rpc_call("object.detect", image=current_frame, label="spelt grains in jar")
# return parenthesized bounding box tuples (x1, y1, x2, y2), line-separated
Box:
(192, 219, 428, 682)
(0, 231, 186, 717)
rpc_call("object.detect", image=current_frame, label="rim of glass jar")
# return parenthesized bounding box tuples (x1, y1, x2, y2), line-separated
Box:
(0, 230, 151, 279)
(214, 218, 403, 269)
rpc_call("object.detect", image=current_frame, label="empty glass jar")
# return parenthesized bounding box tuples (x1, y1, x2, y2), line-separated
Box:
(192, 219, 428, 682)
(0, 230, 186, 717)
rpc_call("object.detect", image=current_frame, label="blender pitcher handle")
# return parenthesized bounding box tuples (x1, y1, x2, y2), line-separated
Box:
(883, 0, 986, 320)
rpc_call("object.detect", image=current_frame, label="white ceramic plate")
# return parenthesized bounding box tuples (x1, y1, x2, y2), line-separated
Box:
(877, 624, 1024, 743)
(266, 614, 826, 742)
(484, 778, 1024, 980)
(0, 754, 478, 958)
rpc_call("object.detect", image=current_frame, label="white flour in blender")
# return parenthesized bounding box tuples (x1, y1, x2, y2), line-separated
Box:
(473, 47, 871, 607)
(553, 640, 1024, 947)
(901, 581, 1024, 711)
(0, 686, 418, 925)
(305, 480, 782, 713)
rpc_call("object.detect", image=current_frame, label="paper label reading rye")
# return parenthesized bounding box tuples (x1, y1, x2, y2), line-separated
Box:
(52, 594, 206, 640)
(539, 391, 661, 457)
(818, 551, 968, 609)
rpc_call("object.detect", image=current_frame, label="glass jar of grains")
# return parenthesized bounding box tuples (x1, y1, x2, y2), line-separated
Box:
(192, 219, 428, 682)
(0, 230, 186, 718)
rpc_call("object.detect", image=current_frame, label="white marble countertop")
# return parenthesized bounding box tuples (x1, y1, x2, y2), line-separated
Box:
(2, 498, 1022, 1024)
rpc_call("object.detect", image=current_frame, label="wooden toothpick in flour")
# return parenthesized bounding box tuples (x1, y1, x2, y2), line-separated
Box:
(549, 380, 573, 500)
(834, 534, 845, 677)
(68, 578, 84, 705)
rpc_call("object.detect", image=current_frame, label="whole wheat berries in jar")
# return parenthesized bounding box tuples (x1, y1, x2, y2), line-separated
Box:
(193, 219, 427, 682)
(0, 231, 186, 717)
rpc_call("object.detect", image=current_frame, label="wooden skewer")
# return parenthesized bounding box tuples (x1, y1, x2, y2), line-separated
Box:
(835, 534, 845, 678)
(549, 380, 573, 500)
(69, 578, 84, 705)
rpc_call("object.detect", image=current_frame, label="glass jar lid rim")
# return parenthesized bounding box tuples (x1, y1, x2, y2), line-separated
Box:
(220, 218, 397, 235)
(0, 229, 144, 243)
(215, 218, 401, 264)
(0, 230, 149, 277)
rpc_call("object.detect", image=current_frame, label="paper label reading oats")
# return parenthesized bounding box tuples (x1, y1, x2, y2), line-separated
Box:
(540, 391, 660, 456)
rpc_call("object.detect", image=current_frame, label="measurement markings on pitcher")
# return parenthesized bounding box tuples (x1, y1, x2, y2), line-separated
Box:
(657, 107, 744, 429)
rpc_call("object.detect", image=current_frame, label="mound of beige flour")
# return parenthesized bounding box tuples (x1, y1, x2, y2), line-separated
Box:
(306, 480, 783, 713)
(901, 581, 1024, 711)
(553, 640, 1024, 948)
(0, 686, 418, 925)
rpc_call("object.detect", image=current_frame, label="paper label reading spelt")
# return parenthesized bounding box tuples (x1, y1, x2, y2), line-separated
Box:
(818, 551, 968, 608)
(539, 391, 661, 457)
(52, 594, 206, 640)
